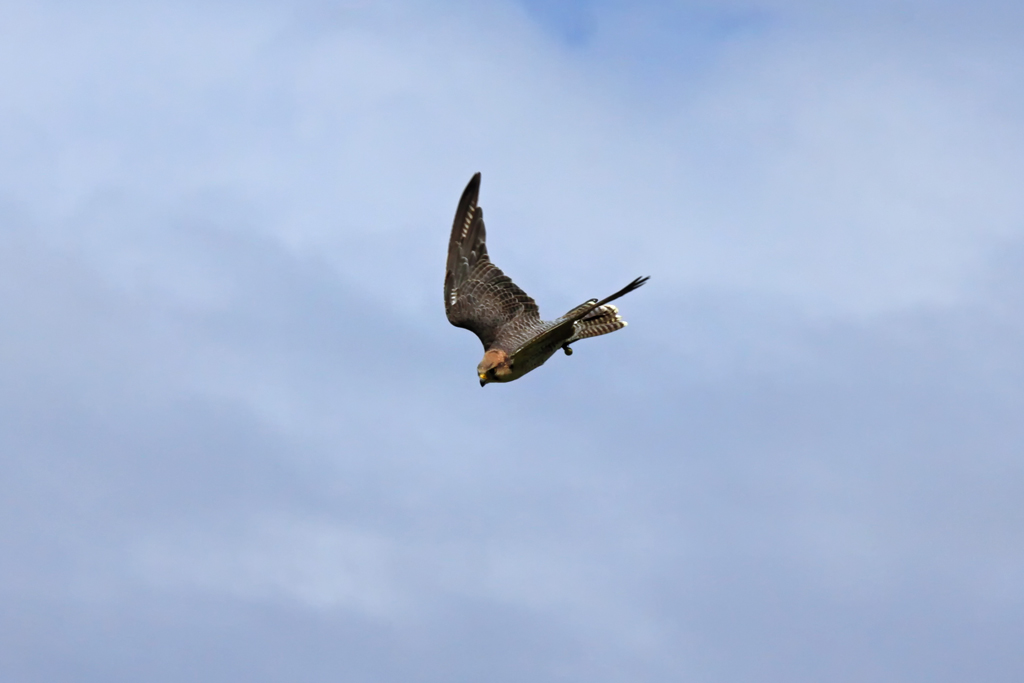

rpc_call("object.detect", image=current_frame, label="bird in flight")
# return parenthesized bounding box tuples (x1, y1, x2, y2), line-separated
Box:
(444, 173, 648, 386)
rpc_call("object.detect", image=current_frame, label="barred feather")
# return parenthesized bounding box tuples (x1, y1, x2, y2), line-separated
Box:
(569, 304, 627, 342)
(582, 304, 618, 323)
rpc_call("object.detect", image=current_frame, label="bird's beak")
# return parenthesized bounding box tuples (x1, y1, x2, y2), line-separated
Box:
(479, 373, 488, 387)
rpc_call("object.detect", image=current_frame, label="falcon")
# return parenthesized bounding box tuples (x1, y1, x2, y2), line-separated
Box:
(444, 172, 648, 386)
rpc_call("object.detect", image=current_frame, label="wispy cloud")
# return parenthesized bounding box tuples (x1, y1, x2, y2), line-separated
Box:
(1, 1, 1022, 681)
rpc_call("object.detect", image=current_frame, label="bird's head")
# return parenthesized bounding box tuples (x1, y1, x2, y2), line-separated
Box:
(477, 349, 512, 386)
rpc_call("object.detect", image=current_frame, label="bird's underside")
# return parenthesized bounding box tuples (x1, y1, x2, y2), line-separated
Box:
(444, 172, 648, 386)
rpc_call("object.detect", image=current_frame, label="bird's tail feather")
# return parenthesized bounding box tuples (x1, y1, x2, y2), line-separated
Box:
(512, 276, 648, 357)
(571, 304, 627, 341)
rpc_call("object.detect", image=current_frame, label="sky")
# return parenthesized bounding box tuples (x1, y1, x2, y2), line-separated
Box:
(1, 0, 1023, 681)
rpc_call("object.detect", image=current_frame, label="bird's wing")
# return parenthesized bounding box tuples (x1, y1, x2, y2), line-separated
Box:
(444, 173, 540, 349)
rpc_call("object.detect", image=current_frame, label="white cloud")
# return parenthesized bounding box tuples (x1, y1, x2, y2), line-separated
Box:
(133, 516, 405, 615)
(4, 0, 1021, 329)
(2, 2, 1023, 681)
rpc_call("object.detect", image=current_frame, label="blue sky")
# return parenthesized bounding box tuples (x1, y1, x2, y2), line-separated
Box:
(2, 1, 1023, 681)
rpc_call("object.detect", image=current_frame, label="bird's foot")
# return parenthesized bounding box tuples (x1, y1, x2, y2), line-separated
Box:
(562, 345, 573, 356)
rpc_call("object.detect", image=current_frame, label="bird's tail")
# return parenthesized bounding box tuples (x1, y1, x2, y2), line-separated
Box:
(570, 304, 627, 341)
(562, 276, 649, 347)
(522, 276, 648, 358)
